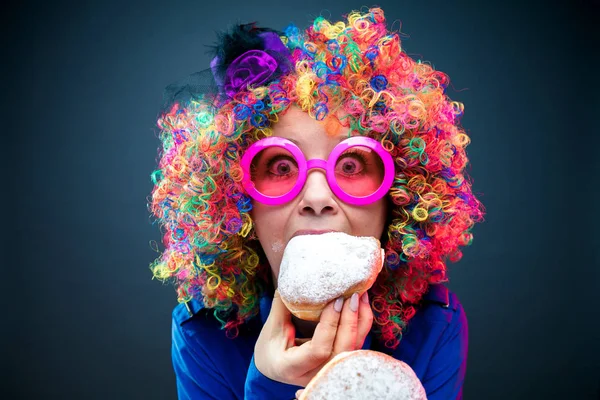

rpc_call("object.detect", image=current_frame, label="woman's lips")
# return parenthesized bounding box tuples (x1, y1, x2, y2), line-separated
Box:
(291, 229, 340, 239)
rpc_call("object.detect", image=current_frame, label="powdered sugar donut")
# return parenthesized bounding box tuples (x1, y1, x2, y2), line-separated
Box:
(299, 350, 427, 400)
(278, 232, 385, 321)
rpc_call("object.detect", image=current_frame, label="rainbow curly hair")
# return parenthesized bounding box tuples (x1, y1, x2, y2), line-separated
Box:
(148, 7, 485, 349)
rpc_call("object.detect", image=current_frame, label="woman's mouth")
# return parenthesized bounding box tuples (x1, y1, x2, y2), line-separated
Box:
(291, 229, 340, 239)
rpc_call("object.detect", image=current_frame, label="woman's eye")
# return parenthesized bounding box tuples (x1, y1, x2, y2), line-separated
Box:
(267, 157, 297, 175)
(337, 155, 365, 175)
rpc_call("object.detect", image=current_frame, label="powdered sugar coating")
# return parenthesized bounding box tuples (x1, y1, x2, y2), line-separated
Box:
(278, 232, 383, 305)
(305, 351, 427, 400)
(271, 239, 284, 253)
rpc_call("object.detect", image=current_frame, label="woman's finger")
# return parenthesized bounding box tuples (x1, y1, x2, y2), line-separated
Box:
(295, 389, 305, 399)
(356, 291, 374, 349)
(309, 296, 344, 359)
(332, 292, 360, 354)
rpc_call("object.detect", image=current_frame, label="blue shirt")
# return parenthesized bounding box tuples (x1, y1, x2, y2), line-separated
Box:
(171, 284, 468, 399)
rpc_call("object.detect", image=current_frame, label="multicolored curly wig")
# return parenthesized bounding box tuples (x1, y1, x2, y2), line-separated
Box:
(148, 7, 485, 349)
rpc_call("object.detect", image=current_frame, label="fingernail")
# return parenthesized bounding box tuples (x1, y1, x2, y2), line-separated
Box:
(361, 291, 369, 304)
(350, 293, 359, 312)
(334, 297, 344, 312)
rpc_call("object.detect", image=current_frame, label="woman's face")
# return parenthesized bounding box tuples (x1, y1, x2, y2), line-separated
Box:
(250, 105, 388, 287)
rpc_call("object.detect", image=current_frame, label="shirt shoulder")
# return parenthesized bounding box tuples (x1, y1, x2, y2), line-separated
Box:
(397, 283, 467, 353)
(171, 299, 231, 361)
(422, 283, 459, 310)
(171, 299, 260, 399)
(397, 283, 467, 360)
(394, 284, 468, 385)
(418, 283, 464, 324)
(172, 298, 207, 326)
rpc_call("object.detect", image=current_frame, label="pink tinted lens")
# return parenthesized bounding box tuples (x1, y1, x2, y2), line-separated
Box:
(334, 145, 385, 197)
(250, 146, 299, 197)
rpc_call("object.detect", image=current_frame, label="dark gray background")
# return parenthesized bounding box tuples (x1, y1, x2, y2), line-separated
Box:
(6, 0, 598, 399)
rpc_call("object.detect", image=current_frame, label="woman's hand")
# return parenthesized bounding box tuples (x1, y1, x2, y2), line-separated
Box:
(254, 289, 373, 387)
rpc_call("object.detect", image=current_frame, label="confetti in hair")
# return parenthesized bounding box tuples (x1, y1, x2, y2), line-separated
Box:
(148, 7, 485, 349)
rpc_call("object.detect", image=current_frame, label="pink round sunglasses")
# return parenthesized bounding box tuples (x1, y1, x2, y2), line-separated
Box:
(240, 136, 395, 206)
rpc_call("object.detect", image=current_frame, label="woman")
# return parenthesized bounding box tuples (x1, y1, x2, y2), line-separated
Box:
(148, 7, 485, 399)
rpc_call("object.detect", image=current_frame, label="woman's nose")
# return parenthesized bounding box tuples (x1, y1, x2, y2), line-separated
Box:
(297, 169, 338, 216)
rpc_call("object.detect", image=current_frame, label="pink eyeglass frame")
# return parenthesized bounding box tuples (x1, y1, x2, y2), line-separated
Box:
(240, 136, 395, 206)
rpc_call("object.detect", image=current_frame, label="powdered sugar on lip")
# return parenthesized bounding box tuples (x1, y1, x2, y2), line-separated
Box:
(278, 232, 383, 305)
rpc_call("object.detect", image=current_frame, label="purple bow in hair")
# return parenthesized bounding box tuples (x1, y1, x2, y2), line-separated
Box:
(210, 31, 292, 98)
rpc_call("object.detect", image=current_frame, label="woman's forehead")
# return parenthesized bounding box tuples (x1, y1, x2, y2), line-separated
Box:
(272, 106, 352, 146)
